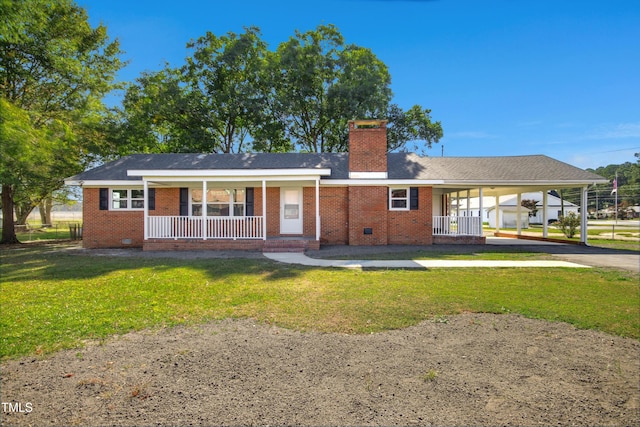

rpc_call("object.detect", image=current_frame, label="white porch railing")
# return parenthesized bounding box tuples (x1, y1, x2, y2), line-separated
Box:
(433, 216, 482, 236)
(147, 216, 264, 240)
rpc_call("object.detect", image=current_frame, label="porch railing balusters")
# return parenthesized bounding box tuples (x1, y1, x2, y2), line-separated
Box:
(432, 216, 482, 236)
(147, 216, 264, 240)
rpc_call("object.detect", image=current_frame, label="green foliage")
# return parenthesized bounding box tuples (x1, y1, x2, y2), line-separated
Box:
(387, 104, 443, 152)
(555, 212, 581, 238)
(586, 156, 640, 208)
(115, 24, 441, 155)
(0, 0, 124, 243)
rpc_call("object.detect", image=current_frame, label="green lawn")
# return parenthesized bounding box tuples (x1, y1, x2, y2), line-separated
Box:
(1, 244, 638, 360)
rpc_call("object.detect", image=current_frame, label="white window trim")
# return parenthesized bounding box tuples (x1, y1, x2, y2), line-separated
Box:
(389, 187, 410, 211)
(110, 188, 145, 211)
(190, 188, 246, 217)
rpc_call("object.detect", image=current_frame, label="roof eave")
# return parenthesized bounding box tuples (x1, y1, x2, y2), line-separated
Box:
(127, 168, 333, 178)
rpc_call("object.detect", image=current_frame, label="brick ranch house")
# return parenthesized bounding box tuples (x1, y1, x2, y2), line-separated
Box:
(65, 120, 607, 251)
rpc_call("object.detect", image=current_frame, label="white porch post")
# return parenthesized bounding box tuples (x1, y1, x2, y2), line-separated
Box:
(262, 180, 267, 240)
(202, 180, 207, 240)
(315, 178, 320, 241)
(466, 190, 471, 217)
(478, 187, 483, 236)
(143, 180, 149, 240)
(456, 191, 460, 217)
(495, 195, 500, 233)
(516, 192, 522, 235)
(542, 191, 549, 238)
(580, 186, 588, 245)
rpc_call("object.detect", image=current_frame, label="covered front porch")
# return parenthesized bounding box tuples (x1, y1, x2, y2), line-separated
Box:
(134, 167, 330, 251)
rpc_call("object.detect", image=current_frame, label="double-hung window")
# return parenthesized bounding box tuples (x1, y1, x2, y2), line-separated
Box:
(111, 189, 144, 210)
(389, 187, 419, 211)
(191, 188, 246, 216)
(389, 188, 409, 211)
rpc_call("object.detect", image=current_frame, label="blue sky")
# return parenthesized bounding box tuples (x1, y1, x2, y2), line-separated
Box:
(79, 0, 640, 170)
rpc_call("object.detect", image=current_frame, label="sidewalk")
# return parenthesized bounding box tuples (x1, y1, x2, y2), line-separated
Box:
(263, 252, 590, 269)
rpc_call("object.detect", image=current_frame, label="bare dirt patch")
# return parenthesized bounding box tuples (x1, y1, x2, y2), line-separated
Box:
(1, 313, 638, 426)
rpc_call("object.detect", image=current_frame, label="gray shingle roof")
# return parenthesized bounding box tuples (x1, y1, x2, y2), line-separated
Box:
(67, 153, 606, 184)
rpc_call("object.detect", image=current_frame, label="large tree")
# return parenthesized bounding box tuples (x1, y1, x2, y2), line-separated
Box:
(271, 25, 392, 152)
(0, 0, 124, 243)
(118, 27, 271, 154)
(116, 24, 442, 156)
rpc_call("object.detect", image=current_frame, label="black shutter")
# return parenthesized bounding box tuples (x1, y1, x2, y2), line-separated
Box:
(148, 188, 156, 211)
(99, 188, 109, 210)
(387, 187, 390, 210)
(179, 188, 189, 216)
(245, 187, 254, 216)
(410, 187, 419, 210)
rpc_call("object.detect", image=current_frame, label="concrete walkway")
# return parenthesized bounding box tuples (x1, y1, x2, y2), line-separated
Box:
(263, 252, 590, 269)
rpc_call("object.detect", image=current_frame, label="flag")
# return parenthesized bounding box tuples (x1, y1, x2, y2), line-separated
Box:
(611, 177, 617, 194)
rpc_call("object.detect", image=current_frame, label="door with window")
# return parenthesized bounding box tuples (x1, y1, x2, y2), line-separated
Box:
(280, 187, 303, 234)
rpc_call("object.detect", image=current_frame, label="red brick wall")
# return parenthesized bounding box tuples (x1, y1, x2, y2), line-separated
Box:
(149, 188, 180, 216)
(387, 187, 433, 245)
(253, 187, 263, 216)
(144, 239, 264, 251)
(265, 187, 280, 237)
(83, 188, 144, 248)
(348, 121, 388, 173)
(319, 186, 349, 244)
(302, 187, 318, 238)
(348, 186, 389, 245)
(84, 183, 436, 249)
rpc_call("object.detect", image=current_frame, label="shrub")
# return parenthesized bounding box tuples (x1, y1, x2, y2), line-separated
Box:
(556, 212, 581, 238)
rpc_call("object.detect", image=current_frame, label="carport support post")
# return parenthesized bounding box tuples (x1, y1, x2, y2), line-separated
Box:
(495, 195, 500, 233)
(542, 191, 549, 238)
(580, 186, 588, 245)
(517, 193, 522, 235)
(478, 187, 483, 235)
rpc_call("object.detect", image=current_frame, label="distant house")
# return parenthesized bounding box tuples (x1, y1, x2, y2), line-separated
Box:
(65, 120, 607, 250)
(456, 191, 580, 228)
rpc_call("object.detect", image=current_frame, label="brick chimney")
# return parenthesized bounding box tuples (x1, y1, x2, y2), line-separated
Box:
(348, 120, 388, 178)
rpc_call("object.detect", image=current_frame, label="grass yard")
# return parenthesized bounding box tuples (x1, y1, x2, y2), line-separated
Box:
(1, 244, 638, 360)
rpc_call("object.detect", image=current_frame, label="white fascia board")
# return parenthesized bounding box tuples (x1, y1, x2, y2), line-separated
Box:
(349, 171, 388, 179)
(127, 168, 332, 178)
(441, 179, 609, 187)
(144, 176, 320, 183)
(321, 179, 445, 186)
(64, 179, 142, 187)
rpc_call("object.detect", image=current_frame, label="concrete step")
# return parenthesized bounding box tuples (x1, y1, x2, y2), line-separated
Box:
(262, 239, 308, 253)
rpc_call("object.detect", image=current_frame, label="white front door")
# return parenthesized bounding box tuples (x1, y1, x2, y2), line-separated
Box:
(280, 187, 303, 234)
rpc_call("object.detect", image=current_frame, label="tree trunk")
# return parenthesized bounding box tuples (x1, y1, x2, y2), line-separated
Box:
(14, 201, 34, 225)
(39, 198, 53, 226)
(1, 184, 20, 244)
